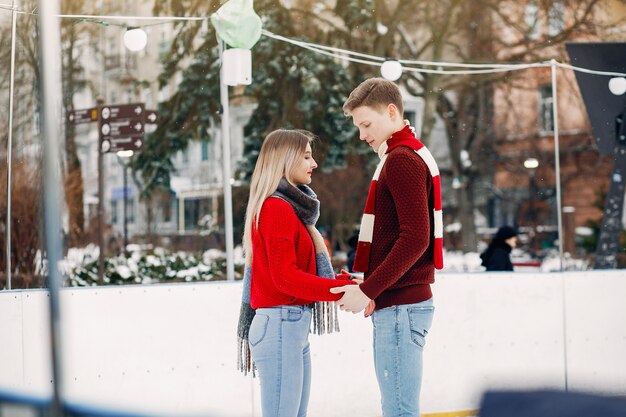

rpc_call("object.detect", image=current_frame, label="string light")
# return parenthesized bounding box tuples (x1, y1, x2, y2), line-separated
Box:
(608, 77, 626, 96)
(0, 5, 624, 78)
(380, 60, 403, 81)
(123, 27, 148, 52)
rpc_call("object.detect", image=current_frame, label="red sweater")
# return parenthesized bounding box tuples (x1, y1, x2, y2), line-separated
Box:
(250, 197, 353, 309)
(359, 143, 435, 310)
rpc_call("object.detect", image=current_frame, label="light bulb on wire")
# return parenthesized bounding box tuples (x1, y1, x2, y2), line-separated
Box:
(608, 77, 626, 96)
(380, 60, 403, 81)
(123, 27, 147, 52)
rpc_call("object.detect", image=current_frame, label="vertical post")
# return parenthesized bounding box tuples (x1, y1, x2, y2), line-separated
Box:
(5, 1, 17, 290)
(178, 197, 185, 233)
(97, 96, 105, 283)
(551, 60, 564, 272)
(123, 161, 128, 254)
(529, 170, 538, 255)
(38, 0, 65, 414)
(219, 40, 235, 281)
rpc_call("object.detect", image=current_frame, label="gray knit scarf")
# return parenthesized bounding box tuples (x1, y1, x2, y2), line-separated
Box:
(237, 178, 339, 375)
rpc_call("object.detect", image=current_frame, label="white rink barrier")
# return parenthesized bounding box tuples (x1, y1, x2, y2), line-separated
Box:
(0, 270, 625, 417)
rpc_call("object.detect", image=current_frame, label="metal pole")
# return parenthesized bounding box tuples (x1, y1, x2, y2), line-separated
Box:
(123, 160, 128, 255)
(5, 1, 17, 290)
(551, 60, 564, 272)
(37, 0, 65, 414)
(219, 40, 235, 281)
(97, 97, 105, 283)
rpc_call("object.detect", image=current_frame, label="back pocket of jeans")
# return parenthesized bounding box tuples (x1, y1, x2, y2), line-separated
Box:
(408, 306, 434, 348)
(249, 314, 269, 347)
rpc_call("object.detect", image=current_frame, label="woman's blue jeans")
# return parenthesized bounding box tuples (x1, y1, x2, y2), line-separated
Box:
(249, 305, 312, 417)
(372, 298, 435, 417)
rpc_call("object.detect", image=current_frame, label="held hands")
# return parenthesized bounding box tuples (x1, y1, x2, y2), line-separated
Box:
(330, 284, 371, 314)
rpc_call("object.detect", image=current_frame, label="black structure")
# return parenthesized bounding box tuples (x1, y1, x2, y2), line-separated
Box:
(566, 43, 626, 269)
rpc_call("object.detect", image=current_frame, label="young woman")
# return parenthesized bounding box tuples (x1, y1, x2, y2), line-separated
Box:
(236, 129, 356, 417)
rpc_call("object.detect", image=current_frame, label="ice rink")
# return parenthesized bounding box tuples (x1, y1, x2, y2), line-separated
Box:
(1, 270, 625, 416)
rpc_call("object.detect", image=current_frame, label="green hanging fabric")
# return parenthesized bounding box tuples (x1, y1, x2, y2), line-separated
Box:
(210, 0, 262, 49)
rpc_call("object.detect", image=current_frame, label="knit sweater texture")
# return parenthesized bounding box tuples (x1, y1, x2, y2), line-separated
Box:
(359, 142, 435, 310)
(250, 197, 353, 309)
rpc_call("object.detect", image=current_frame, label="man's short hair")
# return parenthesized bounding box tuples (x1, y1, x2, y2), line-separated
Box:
(343, 77, 404, 116)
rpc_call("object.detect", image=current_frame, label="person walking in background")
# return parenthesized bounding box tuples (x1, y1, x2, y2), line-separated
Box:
(331, 78, 444, 417)
(346, 233, 359, 272)
(480, 225, 518, 271)
(236, 129, 356, 417)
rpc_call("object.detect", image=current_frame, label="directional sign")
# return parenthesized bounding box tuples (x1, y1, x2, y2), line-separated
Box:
(68, 107, 98, 125)
(100, 119, 144, 136)
(100, 103, 144, 121)
(99, 103, 145, 153)
(144, 110, 159, 124)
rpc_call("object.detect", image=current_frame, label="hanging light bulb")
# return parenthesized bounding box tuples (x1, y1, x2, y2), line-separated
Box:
(608, 77, 626, 96)
(380, 60, 403, 81)
(123, 27, 147, 52)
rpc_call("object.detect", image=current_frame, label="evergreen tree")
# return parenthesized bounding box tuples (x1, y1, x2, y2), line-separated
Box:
(135, 0, 357, 197)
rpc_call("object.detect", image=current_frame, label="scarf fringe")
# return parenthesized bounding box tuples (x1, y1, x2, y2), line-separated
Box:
(236, 302, 256, 375)
(311, 301, 340, 335)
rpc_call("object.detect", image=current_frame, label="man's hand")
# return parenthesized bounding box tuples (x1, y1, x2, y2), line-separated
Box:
(364, 300, 376, 318)
(330, 285, 370, 313)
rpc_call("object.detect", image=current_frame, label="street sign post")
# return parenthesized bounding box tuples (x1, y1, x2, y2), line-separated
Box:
(70, 102, 158, 153)
(99, 103, 145, 153)
(68, 107, 98, 125)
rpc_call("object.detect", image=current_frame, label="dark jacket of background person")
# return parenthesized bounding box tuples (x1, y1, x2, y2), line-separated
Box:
(480, 226, 518, 271)
(346, 234, 358, 272)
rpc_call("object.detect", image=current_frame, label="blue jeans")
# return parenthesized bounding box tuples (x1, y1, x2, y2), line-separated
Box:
(249, 305, 312, 417)
(372, 298, 435, 417)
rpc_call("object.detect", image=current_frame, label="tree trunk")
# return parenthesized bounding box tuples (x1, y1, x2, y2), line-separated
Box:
(62, 23, 85, 246)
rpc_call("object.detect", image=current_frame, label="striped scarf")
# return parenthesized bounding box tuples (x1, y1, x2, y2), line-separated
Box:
(236, 178, 339, 375)
(353, 123, 444, 273)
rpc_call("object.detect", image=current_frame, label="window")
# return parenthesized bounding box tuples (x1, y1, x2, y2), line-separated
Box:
(201, 140, 209, 161)
(539, 85, 554, 132)
(182, 144, 189, 163)
(159, 29, 169, 59)
(548, 1, 564, 36)
(404, 110, 417, 129)
(128, 198, 135, 224)
(524, 0, 540, 40)
(111, 200, 118, 224)
(162, 194, 172, 223)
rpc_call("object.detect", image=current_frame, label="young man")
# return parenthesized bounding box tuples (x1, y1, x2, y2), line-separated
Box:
(331, 78, 443, 417)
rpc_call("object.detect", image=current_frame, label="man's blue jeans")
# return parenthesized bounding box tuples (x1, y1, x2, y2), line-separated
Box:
(372, 298, 435, 417)
(249, 305, 312, 417)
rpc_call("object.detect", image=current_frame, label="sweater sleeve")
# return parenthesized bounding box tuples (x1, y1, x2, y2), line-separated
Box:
(360, 150, 431, 300)
(258, 198, 354, 301)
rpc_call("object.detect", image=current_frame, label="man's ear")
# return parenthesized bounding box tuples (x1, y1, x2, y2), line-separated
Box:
(387, 103, 400, 119)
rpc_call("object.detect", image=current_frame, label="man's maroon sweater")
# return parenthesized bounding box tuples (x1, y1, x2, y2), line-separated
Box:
(359, 139, 436, 310)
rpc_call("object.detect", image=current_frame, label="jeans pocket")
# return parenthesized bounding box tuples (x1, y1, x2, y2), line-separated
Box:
(408, 306, 434, 348)
(282, 308, 304, 322)
(249, 314, 269, 347)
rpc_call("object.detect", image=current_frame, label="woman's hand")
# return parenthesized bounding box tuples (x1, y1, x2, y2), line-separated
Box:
(364, 300, 375, 318)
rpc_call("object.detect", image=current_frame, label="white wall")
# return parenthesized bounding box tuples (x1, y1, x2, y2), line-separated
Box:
(1, 271, 625, 416)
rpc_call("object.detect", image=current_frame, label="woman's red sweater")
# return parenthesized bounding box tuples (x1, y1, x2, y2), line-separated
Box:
(250, 197, 353, 309)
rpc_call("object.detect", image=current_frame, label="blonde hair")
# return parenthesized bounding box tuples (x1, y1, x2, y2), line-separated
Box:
(243, 129, 315, 264)
(343, 77, 404, 116)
